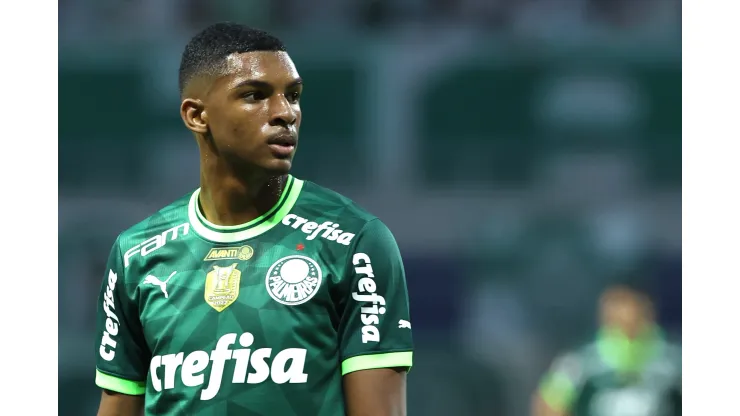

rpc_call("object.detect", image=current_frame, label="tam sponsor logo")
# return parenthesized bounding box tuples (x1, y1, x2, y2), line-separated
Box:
(124, 223, 190, 268)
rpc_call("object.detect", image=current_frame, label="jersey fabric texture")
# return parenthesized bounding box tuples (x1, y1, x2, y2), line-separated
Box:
(539, 328, 681, 416)
(94, 175, 414, 415)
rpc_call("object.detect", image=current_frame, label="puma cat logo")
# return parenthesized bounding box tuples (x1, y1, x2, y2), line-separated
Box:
(142, 271, 177, 299)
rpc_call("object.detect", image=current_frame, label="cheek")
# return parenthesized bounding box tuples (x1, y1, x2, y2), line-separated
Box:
(209, 103, 269, 144)
(228, 123, 259, 145)
(220, 107, 258, 136)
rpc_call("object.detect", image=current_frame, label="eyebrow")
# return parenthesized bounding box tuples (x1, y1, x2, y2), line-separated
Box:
(231, 77, 303, 90)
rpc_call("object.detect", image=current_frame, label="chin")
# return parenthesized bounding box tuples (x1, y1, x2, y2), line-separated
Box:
(262, 158, 293, 175)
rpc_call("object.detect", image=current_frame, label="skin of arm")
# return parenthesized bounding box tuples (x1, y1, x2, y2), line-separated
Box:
(343, 367, 407, 416)
(97, 390, 145, 416)
(532, 391, 569, 416)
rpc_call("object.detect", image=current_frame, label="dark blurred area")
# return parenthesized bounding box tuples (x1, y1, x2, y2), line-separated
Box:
(58, 1, 681, 415)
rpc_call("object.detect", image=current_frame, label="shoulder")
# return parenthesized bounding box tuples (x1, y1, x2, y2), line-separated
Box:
(114, 191, 194, 261)
(659, 340, 682, 370)
(550, 347, 586, 375)
(290, 179, 393, 247)
(548, 341, 600, 381)
(297, 180, 379, 224)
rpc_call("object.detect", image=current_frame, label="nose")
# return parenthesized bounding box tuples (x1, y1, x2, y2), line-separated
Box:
(269, 95, 297, 127)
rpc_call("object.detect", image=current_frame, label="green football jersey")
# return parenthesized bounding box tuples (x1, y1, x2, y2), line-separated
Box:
(539, 329, 681, 416)
(94, 175, 414, 415)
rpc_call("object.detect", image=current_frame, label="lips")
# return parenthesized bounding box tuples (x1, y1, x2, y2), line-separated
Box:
(267, 133, 297, 147)
(267, 132, 297, 158)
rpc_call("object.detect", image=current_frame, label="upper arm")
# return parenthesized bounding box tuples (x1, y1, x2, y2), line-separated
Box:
(343, 367, 407, 416)
(336, 219, 414, 412)
(533, 353, 584, 416)
(98, 390, 145, 416)
(95, 236, 150, 412)
(532, 391, 568, 416)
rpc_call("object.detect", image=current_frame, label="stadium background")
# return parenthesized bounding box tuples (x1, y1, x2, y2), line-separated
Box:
(58, 1, 681, 414)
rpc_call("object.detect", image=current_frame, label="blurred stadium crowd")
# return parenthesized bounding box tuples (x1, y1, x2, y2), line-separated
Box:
(59, 1, 681, 415)
(60, 0, 680, 38)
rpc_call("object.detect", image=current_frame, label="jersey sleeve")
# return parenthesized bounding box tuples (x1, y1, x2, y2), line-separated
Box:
(95, 235, 150, 395)
(538, 352, 585, 413)
(336, 219, 414, 376)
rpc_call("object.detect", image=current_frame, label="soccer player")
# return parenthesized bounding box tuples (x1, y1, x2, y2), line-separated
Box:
(532, 279, 681, 416)
(94, 22, 413, 416)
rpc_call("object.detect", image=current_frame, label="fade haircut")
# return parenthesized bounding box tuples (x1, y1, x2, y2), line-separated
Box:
(178, 22, 286, 96)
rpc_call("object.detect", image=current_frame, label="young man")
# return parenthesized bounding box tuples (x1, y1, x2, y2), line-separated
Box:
(95, 22, 413, 416)
(532, 279, 681, 416)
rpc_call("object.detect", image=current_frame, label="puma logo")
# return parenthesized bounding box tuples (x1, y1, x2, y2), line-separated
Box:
(398, 320, 411, 329)
(142, 271, 177, 299)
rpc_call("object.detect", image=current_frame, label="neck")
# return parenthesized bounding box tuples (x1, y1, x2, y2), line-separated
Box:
(198, 155, 288, 227)
(597, 324, 662, 372)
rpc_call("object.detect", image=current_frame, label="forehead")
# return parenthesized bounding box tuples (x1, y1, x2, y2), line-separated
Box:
(601, 290, 645, 310)
(222, 51, 299, 85)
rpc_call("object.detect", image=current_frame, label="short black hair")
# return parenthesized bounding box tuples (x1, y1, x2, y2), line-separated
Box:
(178, 22, 286, 95)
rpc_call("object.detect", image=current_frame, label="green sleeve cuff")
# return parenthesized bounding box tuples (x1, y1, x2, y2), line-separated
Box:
(341, 351, 413, 376)
(95, 369, 146, 395)
(539, 372, 577, 412)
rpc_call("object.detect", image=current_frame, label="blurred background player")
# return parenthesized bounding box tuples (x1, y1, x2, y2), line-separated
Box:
(532, 276, 681, 416)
